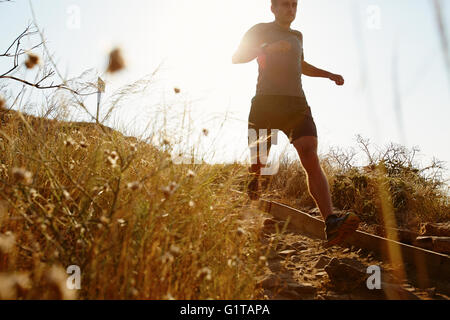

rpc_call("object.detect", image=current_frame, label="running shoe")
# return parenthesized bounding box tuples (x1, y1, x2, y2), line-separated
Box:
(324, 212, 360, 247)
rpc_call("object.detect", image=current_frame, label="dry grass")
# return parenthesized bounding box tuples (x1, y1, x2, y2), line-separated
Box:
(265, 135, 450, 232)
(0, 105, 267, 299)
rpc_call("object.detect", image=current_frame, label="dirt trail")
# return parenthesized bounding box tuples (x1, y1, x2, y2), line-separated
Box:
(237, 203, 450, 300)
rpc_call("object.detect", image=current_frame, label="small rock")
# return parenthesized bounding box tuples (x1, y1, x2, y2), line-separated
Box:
(425, 287, 436, 297)
(308, 208, 321, 216)
(287, 282, 317, 295)
(279, 249, 296, 256)
(262, 219, 282, 234)
(257, 274, 285, 289)
(324, 258, 367, 292)
(291, 242, 308, 251)
(315, 271, 328, 278)
(314, 256, 331, 269)
(286, 263, 296, 269)
(381, 282, 420, 300)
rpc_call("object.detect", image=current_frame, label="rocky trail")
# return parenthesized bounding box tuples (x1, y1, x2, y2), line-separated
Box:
(236, 202, 450, 300)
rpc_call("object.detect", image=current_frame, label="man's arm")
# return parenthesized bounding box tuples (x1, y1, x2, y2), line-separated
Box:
(302, 60, 344, 85)
(302, 60, 331, 78)
(232, 24, 263, 64)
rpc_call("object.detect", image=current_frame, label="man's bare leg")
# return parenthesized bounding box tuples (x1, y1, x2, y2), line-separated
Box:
(248, 130, 272, 199)
(292, 136, 333, 220)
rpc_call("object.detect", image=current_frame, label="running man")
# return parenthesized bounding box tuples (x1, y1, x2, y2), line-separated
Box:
(232, 0, 360, 247)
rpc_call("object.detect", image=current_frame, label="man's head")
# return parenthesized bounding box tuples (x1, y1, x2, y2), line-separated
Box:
(271, 0, 298, 25)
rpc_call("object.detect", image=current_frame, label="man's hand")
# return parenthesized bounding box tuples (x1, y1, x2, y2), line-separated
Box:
(328, 73, 344, 86)
(264, 40, 292, 54)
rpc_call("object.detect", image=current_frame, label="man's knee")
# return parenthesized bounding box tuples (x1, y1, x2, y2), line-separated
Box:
(294, 136, 320, 172)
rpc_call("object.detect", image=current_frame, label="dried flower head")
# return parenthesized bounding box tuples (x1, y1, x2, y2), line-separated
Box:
(0, 96, 5, 109)
(79, 140, 88, 148)
(24, 52, 40, 69)
(69, 160, 75, 170)
(161, 252, 174, 264)
(63, 137, 76, 147)
(117, 218, 126, 227)
(169, 244, 181, 255)
(106, 155, 118, 168)
(161, 181, 179, 199)
(107, 47, 125, 73)
(186, 170, 196, 178)
(109, 151, 118, 160)
(196, 267, 212, 281)
(236, 227, 246, 237)
(29, 188, 39, 200)
(62, 189, 71, 201)
(227, 258, 236, 267)
(11, 167, 33, 185)
(126, 181, 141, 191)
(100, 216, 110, 225)
(173, 87, 180, 94)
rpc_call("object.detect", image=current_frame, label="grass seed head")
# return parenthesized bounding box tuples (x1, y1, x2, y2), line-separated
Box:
(24, 52, 40, 69)
(187, 169, 196, 178)
(161, 252, 174, 264)
(79, 140, 88, 148)
(11, 167, 33, 185)
(107, 47, 125, 73)
(0, 96, 5, 109)
(126, 181, 141, 191)
(196, 267, 212, 281)
(63, 137, 76, 147)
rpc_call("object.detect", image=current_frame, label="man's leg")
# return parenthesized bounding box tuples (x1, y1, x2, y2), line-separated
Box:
(292, 136, 333, 220)
(248, 128, 272, 200)
(293, 135, 360, 246)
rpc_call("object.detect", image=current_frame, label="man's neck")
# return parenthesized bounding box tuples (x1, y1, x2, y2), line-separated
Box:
(273, 19, 291, 30)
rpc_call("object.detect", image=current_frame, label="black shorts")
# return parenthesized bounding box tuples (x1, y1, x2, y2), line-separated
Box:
(248, 94, 317, 165)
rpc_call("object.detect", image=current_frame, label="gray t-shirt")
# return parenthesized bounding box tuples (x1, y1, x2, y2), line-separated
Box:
(238, 21, 305, 97)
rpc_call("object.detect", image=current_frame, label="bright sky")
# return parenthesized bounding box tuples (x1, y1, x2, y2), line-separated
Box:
(1, 0, 449, 179)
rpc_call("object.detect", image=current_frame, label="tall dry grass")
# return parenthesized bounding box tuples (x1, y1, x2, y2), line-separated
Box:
(0, 100, 268, 299)
(263, 135, 449, 231)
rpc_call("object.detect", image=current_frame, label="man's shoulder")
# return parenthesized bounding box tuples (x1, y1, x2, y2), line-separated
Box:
(290, 29, 303, 41)
(248, 22, 271, 32)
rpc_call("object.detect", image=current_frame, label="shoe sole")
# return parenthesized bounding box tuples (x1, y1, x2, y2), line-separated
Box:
(324, 213, 360, 248)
